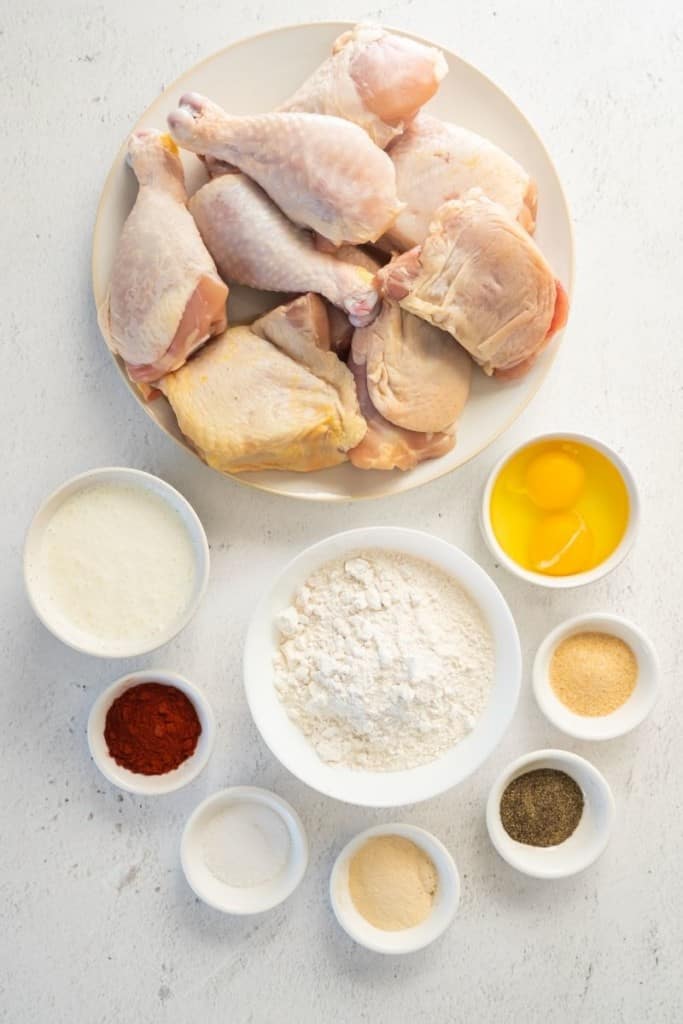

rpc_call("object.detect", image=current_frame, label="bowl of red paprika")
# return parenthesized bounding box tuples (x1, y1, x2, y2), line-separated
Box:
(87, 669, 216, 795)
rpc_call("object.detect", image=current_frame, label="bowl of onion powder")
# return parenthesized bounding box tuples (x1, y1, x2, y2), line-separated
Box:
(244, 527, 521, 807)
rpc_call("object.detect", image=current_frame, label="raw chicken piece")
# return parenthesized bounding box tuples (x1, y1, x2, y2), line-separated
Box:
(321, 245, 384, 355)
(383, 114, 537, 250)
(327, 306, 354, 360)
(252, 293, 331, 352)
(189, 174, 379, 327)
(158, 297, 366, 473)
(348, 348, 453, 471)
(332, 244, 384, 274)
(100, 131, 227, 383)
(279, 24, 447, 148)
(168, 93, 402, 245)
(353, 300, 471, 433)
(377, 192, 569, 378)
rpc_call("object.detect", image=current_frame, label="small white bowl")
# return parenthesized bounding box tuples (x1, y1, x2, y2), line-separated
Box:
(181, 787, 308, 914)
(244, 527, 521, 808)
(480, 432, 640, 588)
(330, 823, 460, 954)
(533, 613, 660, 740)
(486, 749, 615, 879)
(87, 669, 215, 795)
(24, 466, 210, 658)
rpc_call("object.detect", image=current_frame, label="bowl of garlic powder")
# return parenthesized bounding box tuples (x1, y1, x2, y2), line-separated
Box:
(244, 527, 522, 807)
(532, 612, 660, 740)
(330, 823, 460, 954)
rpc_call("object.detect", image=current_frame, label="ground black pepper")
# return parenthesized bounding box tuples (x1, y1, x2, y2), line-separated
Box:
(500, 768, 584, 847)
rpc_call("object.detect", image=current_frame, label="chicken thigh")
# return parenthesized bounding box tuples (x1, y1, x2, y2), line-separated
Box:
(189, 173, 379, 326)
(377, 191, 569, 378)
(353, 300, 471, 433)
(348, 347, 454, 471)
(383, 114, 537, 250)
(100, 131, 227, 383)
(279, 24, 447, 148)
(168, 93, 401, 246)
(159, 296, 366, 473)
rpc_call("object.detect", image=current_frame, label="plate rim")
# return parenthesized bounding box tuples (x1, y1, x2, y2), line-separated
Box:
(91, 20, 576, 503)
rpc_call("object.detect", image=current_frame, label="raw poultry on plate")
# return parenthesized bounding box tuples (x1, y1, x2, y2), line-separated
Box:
(100, 131, 227, 383)
(189, 171, 379, 327)
(382, 112, 538, 250)
(159, 295, 365, 473)
(102, 23, 569, 474)
(278, 23, 447, 148)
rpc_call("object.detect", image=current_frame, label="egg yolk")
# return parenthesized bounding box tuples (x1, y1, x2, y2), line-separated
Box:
(528, 513, 594, 575)
(524, 452, 586, 511)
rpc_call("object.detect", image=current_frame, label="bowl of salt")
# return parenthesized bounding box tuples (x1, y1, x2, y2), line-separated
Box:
(181, 786, 308, 914)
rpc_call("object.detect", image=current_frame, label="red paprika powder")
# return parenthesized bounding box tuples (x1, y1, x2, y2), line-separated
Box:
(104, 682, 201, 775)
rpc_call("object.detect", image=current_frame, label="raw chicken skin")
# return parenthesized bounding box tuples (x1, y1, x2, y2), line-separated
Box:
(353, 300, 471, 433)
(159, 297, 366, 473)
(321, 244, 384, 354)
(348, 348, 454, 471)
(279, 24, 447, 148)
(168, 93, 402, 245)
(189, 174, 379, 327)
(101, 131, 227, 383)
(383, 114, 537, 250)
(378, 191, 568, 377)
(252, 293, 332, 352)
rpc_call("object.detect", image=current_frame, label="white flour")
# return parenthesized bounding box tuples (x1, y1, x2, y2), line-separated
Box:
(274, 550, 494, 771)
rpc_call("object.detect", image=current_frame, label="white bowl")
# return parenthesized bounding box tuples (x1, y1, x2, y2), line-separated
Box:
(24, 466, 210, 657)
(87, 669, 215, 795)
(486, 749, 615, 878)
(181, 787, 308, 914)
(92, 21, 574, 503)
(244, 527, 521, 807)
(533, 613, 660, 740)
(330, 823, 460, 954)
(480, 432, 639, 588)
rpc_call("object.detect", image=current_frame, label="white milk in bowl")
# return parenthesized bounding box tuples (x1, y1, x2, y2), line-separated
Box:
(25, 472, 208, 656)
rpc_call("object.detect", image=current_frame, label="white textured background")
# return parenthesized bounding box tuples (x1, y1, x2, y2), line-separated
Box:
(1, 2, 682, 1021)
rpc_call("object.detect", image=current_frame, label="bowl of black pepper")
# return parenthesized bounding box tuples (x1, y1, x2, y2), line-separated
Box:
(485, 749, 615, 879)
(87, 669, 216, 795)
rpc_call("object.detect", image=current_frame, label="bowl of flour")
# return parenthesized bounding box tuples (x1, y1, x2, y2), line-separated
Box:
(244, 527, 521, 807)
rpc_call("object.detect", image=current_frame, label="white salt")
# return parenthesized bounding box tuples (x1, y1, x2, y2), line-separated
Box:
(201, 802, 291, 888)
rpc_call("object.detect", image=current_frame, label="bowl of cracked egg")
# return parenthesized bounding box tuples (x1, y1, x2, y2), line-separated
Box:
(243, 526, 522, 807)
(481, 433, 639, 587)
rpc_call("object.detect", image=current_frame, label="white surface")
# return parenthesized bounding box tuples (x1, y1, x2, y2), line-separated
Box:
(533, 613, 660, 741)
(330, 823, 460, 954)
(87, 669, 216, 795)
(486, 749, 616, 879)
(92, 23, 574, 501)
(1, 1, 681, 1021)
(245, 527, 520, 805)
(181, 787, 308, 914)
(23, 467, 210, 657)
(481, 432, 640, 587)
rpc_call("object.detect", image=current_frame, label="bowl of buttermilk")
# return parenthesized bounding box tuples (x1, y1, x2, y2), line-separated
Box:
(24, 467, 209, 658)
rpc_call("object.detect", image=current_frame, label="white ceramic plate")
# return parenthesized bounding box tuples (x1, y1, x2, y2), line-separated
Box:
(92, 22, 574, 502)
(243, 527, 521, 807)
